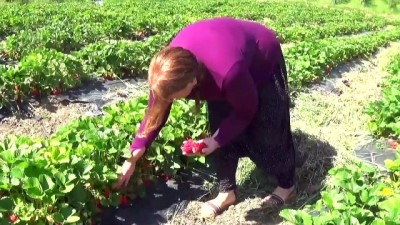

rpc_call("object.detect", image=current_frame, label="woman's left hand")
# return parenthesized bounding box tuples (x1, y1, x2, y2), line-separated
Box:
(200, 137, 220, 156)
(182, 137, 220, 157)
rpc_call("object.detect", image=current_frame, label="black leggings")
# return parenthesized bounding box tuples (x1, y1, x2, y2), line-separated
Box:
(207, 57, 295, 192)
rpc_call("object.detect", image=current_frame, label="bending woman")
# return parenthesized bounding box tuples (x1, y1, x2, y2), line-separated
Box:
(114, 17, 300, 217)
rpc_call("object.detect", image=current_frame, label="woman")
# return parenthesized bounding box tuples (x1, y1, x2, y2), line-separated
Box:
(114, 17, 300, 217)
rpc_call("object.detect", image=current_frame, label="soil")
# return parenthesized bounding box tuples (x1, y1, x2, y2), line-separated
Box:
(0, 79, 148, 141)
(0, 97, 89, 141)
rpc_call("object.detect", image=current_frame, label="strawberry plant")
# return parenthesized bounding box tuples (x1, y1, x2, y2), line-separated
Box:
(280, 150, 400, 225)
(284, 28, 400, 92)
(365, 53, 400, 140)
(0, 95, 209, 224)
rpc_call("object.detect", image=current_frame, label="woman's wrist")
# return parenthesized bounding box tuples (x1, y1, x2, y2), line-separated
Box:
(130, 148, 145, 162)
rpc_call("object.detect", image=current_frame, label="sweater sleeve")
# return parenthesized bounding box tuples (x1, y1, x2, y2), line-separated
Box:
(130, 90, 172, 152)
(213, 61, 258, 147)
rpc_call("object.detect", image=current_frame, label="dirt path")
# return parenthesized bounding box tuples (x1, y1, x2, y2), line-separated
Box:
(168, 42, 400, 225)
(0, 80, 148, 141)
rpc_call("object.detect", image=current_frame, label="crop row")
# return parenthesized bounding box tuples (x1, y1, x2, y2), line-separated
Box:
(2, 27, 400, 109)
(1, 0, 393, 36)
(283, 28, 400, 91)
(366, 52, 400, 140)
(1, 0, 397, 60)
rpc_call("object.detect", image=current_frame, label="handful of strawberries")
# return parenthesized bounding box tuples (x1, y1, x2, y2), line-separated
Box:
(181, 139, 207, 155)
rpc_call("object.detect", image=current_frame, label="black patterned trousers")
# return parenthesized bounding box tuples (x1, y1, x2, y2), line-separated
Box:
(207, 56, 296, 192)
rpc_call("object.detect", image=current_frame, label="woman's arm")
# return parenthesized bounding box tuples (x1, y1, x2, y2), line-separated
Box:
(213, 60, 258, 147)
(130, 90, 173, 153)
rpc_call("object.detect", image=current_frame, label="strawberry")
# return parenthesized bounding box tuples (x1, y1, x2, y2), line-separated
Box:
(182, 139, 195, 154)
(119, 195, 129, 206)
(182, 139, 207, 154)
(389, 139, 398, 150)
(52, 89, 61, 95)
(9, 215, 18, 222)
(104, 188, 111, 198)
(194, 142, 207, 154)
(161, 173, 171, 181)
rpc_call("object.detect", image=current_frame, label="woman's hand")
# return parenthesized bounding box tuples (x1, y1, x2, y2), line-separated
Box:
(113, 148, 145, 190)
(182, 137, 220, 157)
(201, 137, 220, 155)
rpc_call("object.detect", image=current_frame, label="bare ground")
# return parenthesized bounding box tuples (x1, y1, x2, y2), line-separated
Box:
(167, 42, 400, 225)
(0, 80, 148, 141)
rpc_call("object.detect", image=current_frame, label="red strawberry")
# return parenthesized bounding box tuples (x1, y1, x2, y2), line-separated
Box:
(52, 89, 61, 95)
(161, 173, 171, 181)
(95, 198, 102, 207)
(194, 142, 207, 154)
(9, 215, 18, 222)
(389, 139, 398, 150)
(119, 195, 129, 206)
(182, 139, 195, 154)
(104, 188, 111, 198)
(182, 139, 207, 154)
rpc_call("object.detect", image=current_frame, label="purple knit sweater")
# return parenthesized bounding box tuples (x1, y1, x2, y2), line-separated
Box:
(131, 17, 283, 151)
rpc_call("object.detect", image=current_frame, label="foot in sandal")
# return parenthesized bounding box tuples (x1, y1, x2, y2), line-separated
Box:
(261, 186, 297, 213)
(200, 190, 237, 218)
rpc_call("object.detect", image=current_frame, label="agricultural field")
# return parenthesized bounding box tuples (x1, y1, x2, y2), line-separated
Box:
(0, 0, 399, 225)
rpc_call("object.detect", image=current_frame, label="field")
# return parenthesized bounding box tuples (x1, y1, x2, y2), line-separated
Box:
(0, 0, 400, 225)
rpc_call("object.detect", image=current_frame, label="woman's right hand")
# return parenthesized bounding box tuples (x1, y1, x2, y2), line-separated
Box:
(113, 148, 145, 190)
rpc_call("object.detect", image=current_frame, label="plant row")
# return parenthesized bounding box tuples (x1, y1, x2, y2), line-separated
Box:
(3, 27, 400, 109)
(275, 20, 388, 43)
(1, 0, 397, 60)
(365, 52, 400, 140)
(1, 0, 391, 36)
(0, 96, 209, 224)
(280, 153, 400, 225)
(283, 28, 400, 91)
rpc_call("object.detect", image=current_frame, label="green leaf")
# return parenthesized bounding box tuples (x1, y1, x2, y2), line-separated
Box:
(23, 177, 45, 199)
(0, 197, 15, 212)
(198, 156, 206, 164)
(66, 216, 80, 223)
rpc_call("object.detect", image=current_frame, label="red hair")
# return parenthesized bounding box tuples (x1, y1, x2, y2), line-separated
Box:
(139, 46, 204, 137)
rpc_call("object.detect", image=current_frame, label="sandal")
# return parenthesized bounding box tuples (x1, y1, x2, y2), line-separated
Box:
(261, 187, 297, 214)
(200, 190, 238, 218)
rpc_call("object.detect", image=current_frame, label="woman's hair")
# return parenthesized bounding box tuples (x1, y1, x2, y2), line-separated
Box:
(139, 46, 204, 137)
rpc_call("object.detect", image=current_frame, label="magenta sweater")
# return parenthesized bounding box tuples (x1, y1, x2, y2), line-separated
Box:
(131, 17, 283, 151)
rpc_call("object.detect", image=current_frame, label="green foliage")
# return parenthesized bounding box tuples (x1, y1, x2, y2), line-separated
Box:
(365, 53, 400, 139)
(0, 96, 209, 224)
(280, 150, 400, 225)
